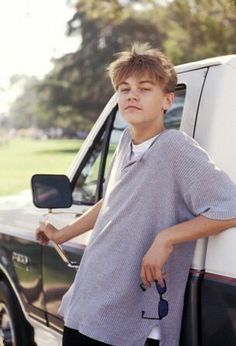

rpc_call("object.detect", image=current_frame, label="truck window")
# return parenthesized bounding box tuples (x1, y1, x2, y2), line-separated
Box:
(72, 128, 106, 205)
(104, 84, 186, 181)
(164, 85, 186, 129)
(104, 109, 128, 173)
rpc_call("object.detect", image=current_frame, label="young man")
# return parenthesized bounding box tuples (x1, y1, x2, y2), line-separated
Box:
(36, 44, 236, 346)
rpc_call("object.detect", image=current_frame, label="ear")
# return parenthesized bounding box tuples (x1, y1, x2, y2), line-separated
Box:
(162, 92, 175, 112)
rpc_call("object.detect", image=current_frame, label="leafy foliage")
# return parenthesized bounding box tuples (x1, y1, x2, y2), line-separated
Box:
(9, 0, 236, 131)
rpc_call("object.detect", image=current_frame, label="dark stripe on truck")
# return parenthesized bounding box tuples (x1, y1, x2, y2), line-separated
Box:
(201, 272, 236, 346)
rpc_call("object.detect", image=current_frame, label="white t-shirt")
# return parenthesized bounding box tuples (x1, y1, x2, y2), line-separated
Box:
(131, 133, 160, 341)
(131, 134, 160, 160)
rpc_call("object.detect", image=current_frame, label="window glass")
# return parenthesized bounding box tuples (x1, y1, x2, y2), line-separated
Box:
(164, 86, 186, 129)
(72, 131, 105, 204)
(104, 110, 128, 177)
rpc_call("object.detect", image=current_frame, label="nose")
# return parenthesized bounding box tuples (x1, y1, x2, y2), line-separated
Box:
(127, 88, 139, 101)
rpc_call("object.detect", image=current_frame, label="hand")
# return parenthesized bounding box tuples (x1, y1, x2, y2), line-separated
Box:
(36, 221, 60, 245)
(140, 232, 174, 288)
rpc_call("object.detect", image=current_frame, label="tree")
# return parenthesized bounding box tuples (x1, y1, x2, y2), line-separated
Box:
(36, 0, 164, 130)
(8, 75, 40, 129)
(163, 0, 236, 64)
(9, 0, 236, 130)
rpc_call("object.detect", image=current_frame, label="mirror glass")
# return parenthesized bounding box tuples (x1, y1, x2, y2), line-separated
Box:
(31, 174, 73, 209)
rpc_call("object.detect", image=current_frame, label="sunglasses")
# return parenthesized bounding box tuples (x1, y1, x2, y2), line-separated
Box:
(140, 280, 168, 320)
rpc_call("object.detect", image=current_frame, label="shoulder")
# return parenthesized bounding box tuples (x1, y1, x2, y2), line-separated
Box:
(160, 129, 196, 146)
(157, 129, 217, 181)
(160, 129, 209, 158)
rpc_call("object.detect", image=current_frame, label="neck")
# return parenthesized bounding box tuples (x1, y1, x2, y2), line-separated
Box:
(130, 124, 166, 145)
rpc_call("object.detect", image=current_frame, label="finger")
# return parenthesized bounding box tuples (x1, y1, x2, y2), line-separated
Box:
(36, 229, 43, 240)
(41, 236, 49, 246)
(38, 235, 46, 245)
(145, 265, 154, 287)
(36, 230, 45, 241)
(140, 264, 149, 288)
(36, 231, 43, 241)
(37, 232, 49, 245)
(154, 267, 165, 287)
(149, 265, 157, 284)
(42, 239, 49, 246)
(41, 233, 49, 242)
(162, 272, 168, 280)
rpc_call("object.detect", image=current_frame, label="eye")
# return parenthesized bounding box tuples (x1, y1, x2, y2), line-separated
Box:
(120, 88, 130, 93)
(140, 87, 151, 92)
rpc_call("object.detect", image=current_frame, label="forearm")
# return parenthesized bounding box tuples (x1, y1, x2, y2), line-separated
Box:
(141, 215, 236, 287)
(156, 215, 236, 246)
(56, 198, 103, 244)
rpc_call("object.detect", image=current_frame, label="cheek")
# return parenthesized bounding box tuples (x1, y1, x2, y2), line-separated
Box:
(118, 97, 125, 112)
(145, 96, 163, 111)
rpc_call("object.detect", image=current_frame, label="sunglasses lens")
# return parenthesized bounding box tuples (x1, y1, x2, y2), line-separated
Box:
(158, 300, 168, 318)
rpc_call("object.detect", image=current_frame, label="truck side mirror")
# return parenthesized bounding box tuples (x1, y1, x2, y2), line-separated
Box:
(31, 174, 73, 209)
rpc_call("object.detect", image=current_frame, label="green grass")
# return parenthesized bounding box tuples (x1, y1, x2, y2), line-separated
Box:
(0, 138, 83, 196)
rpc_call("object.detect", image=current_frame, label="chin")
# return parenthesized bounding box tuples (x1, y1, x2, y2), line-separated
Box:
(126, 120, 145, 127)
(122, 114, 143, 124)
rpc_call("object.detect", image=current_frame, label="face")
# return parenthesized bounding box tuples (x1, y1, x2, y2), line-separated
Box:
(117, 73, 174, 129)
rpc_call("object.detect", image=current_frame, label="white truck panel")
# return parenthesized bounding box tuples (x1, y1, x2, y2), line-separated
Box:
(194, 58, 236, 278)
(205, 228, 236, 279)
(175, 68, 210, 270)
(178, 68, 208, 137)
(195, 61, 236, 181)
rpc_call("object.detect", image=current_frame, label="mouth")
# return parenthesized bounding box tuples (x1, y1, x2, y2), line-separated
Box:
(125, 105, 142, 110)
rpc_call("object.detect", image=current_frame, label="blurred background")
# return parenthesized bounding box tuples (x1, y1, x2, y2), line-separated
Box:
(0, 0, 236, 196)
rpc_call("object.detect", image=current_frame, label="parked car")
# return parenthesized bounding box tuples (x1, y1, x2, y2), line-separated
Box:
(0, 55, 236, 346)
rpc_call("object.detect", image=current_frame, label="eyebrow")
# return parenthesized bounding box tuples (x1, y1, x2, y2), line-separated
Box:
(139, 80, 155, 85)
(119, 80, 155, 86)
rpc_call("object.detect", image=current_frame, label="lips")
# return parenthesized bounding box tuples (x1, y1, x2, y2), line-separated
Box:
(125, 105, 142, 110)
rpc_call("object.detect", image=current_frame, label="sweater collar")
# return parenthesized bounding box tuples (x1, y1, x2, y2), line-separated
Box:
(123, 128, 170, 168)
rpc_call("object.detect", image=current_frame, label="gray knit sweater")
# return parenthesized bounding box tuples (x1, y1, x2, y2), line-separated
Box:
(58, 128, 236, 346)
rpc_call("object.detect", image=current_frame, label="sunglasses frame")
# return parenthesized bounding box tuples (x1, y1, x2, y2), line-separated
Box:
(140, 279, 169, 320)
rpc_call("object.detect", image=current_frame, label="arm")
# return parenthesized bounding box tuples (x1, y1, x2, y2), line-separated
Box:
(36, 198, 103, 245)
(141, 132, 236, 287)
(140, 215, 236, 288)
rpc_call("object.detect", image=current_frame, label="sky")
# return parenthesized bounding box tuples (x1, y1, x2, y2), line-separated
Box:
(0, 0, 79, 113)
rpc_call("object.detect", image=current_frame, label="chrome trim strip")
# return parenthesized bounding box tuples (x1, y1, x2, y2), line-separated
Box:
(29, 312, 47, 324)
(47, 321, 63, 333)
(204, 272, 236, 285)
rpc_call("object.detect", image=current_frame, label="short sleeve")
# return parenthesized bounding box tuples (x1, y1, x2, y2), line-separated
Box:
(183, 167, 236, 220)
(170, 130, 236, 220)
